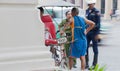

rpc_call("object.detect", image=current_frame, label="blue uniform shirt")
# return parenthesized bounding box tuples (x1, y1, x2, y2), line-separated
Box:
(86, 8, 101, 34)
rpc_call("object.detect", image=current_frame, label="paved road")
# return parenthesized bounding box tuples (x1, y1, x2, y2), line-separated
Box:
(98, 20, 120, 71)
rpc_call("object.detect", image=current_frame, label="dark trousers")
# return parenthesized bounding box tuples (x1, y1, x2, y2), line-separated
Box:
(85, 32, 98, 66)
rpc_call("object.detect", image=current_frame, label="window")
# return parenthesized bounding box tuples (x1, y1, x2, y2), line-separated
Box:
(101, 0, 105, 14)
(81, 0, 83, 8)
(113, 0, 117, 14)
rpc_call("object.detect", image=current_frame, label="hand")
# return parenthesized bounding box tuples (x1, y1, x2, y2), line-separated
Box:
(84, 30, 87, 35)
(60, 30, 64, 35)
(64, 23, 70, 28)
(95, 34, 100, 41)
(71, 40, 74, 43)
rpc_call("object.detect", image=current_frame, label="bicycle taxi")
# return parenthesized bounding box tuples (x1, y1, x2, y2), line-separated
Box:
(37, 0, 85, 70)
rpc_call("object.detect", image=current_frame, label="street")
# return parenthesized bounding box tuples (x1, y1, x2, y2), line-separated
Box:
(98, 20, 120, 71)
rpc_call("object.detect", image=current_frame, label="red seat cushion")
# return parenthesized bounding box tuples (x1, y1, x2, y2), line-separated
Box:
(41, 15, 53, 22)
(45, 39, 58, 46)
(41, 15, 56, 39)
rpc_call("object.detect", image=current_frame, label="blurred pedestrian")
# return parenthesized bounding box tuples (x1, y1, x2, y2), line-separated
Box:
(110, 9, 113, 20)
(69, 7, 95, 71)
(85, 0, 101, 70)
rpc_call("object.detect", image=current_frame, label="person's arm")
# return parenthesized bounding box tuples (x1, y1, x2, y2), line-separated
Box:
(58, 21, 63, 31)
(58, 19, 66, 35)
(69, 18, 74, 42)
(84, 18, 95, 34)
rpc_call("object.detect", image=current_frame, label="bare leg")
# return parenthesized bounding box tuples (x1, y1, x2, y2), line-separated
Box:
(80, 56, 85, 71)
(69, 57, 73, 70)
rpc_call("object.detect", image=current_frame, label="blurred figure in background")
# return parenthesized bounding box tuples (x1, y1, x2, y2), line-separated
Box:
(110, 9, 113, 20)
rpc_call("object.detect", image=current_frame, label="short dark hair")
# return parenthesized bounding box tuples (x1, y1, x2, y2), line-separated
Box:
(71, 7, 79, 16)
(65, 11, 70, 16)
(38, 7, 44, 13)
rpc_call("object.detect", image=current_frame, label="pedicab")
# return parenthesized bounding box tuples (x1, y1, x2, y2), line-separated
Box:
(37, 0, 85, 70)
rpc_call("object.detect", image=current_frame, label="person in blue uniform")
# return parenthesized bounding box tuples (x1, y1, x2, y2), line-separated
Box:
(69, 7, 95, 71)
(85, 2, 101, 69)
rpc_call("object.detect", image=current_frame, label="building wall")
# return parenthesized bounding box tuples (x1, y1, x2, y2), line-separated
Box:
(118, 0, 120, 10)
(64, 0, 119, 20)
(104, 0, 113, 19)
(0, 0, 44, 47)
(74, 0, 80, 7)
(0, 1, 56, 71)
(96, 0, 101, 10)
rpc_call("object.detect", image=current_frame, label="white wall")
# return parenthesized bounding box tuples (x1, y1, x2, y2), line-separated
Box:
(0, 0, 44, 47)
(0, 1, 56, 71)
(0, 0, 37, 4)
(118, 0, 120, 10)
